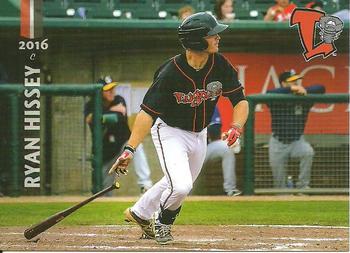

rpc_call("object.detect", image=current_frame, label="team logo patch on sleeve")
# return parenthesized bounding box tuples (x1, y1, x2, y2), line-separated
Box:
(173, 81, 222, 107)
(207, 81, 222, 100)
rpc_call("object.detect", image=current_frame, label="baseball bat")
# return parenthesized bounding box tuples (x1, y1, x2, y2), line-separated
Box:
(24, 182, 120, 240)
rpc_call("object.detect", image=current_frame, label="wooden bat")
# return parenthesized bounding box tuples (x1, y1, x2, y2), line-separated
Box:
(24, 182, 120, 240)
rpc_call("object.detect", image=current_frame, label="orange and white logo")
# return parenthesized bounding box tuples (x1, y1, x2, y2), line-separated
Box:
(290, 8, 344, 62)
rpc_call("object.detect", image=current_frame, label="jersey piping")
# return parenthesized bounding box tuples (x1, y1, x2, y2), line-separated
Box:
(222, 86, 244, 95)
(173, 54, 215, 132)
(202, 55, 215, 129)
(173, 56, 198, 132)
(141, 103, 163, 115)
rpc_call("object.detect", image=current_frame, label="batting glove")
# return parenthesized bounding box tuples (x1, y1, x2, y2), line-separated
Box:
(108, 145, 135, 175)
(222, 124, 242, 148)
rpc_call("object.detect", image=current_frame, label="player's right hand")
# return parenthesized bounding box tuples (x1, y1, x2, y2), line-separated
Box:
(108, 145, 135, 175)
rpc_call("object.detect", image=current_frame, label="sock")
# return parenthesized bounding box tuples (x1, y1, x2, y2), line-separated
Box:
(158, 206, 182, 225)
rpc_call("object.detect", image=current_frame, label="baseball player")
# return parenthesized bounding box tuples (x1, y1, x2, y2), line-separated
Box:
(84, 76, 152, 195)
(267, 70, 325, 189)
(109, 12, 249, 244)
(205, 107, 242, 196)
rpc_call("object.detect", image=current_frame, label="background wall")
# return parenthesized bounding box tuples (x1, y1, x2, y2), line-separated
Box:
(0, 21, 348, 195)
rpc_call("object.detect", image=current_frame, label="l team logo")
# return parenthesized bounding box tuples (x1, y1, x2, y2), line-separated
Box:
(173, 81, 223, 107)
(290, 8, 344, 62)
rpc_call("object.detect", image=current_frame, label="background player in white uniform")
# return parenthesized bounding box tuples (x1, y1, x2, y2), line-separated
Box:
(205, 107, 241, 196)
(109, 12, 249, 244)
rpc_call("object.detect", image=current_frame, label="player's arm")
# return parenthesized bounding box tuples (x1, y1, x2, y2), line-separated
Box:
(127, 110, 153, 148)
(220, 57, 249, 147)
(267, 87, 292, 94)
(109, 76, 166, 176)
(305, 84, 325, 94)
(109, 96, 127, 116)
(232, 99, 249, 129)
(109, 104, 126, 116)
(223, 98, 248, 147)
(108, 110, 153, 175)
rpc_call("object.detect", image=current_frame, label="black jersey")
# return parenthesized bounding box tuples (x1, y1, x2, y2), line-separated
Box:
(141, 53, 246, 132)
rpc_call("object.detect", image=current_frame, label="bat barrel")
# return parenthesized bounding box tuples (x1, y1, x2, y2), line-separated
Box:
(24, 211, 65, 239)
(23, 183, 119, 240)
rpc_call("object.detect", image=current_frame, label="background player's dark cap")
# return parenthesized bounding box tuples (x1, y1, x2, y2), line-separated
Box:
(279, 70, 303, 84)
(97, 75, 117, 91)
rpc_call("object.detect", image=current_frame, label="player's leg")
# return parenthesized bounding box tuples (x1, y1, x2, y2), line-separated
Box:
(290, 136, 314, 188)
(132, 143, 153, 193)
(205, 141, 231, 193)
(152, 128, 207, 244)
(152, 129, 207, 215)
(125, 176, 168, 239)
(217, 141, 238, 195)
(152, 121, 195, 244)
(154, 126, 192, 210)
(124, 121, 175, 239)
(131, 176, 167, 220)
(269, 136, 290, 188)
(188, 128, 207, 184)
(127, 119, 192, 243)
(125, 169, 170, 239)
(205, 140, 238, 195)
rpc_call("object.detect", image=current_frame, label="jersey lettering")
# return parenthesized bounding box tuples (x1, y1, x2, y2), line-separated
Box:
(173, 88, 221, 107)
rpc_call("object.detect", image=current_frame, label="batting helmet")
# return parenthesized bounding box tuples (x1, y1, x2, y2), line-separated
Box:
(178, 12, 228, 51)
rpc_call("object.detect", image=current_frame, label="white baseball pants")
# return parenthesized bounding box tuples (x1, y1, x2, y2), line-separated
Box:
(132, 118, 207, 220)
(133, 143, 153, 189)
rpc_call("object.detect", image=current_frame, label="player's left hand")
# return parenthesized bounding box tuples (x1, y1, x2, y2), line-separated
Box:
(222, 125, 242, 148)
(108, 146, 135, 175)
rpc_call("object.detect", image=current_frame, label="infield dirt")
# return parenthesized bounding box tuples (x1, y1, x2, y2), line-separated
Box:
(1, 196, 348, 251)
(0, 224, 348, 251)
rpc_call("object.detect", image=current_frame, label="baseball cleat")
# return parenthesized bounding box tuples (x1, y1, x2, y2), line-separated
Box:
(124, 208, 155, 239)
(154, 220, 173, 245)
(227, 189, 242, 196)
(139, 233, 153, 240)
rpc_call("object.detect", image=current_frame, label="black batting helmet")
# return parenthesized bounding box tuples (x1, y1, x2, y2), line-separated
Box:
(178, 12, 228, 51)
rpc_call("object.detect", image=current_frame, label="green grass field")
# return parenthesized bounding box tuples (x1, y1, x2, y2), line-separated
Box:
(0, 201, 348, 227)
